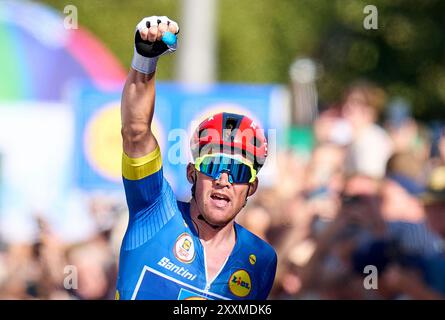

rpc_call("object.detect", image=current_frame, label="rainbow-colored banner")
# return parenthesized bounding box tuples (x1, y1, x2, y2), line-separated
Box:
(0, 0, 125, 102)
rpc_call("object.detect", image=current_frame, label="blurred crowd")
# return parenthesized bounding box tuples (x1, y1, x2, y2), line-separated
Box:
(0, 193, 127, 299)
(0, 81, 444, 300)
(239, 80, 445, 300)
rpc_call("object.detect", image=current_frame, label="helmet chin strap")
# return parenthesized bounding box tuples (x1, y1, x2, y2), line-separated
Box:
(243, 184, 251, 207)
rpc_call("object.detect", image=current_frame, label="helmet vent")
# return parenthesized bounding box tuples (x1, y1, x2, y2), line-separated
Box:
(199, 128, 208, 138)
(224, 118, 238, 142)
(225, 118, 237, 130)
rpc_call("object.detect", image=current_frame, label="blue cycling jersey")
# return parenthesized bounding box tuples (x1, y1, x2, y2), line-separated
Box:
(116, 146, 277, 300)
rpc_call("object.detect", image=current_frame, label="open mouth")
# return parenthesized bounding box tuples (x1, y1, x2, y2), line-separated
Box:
(210, 192, 231, 208)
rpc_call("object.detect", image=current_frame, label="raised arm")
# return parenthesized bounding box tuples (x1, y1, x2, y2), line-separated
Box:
(121, 16, 179, 158)
(121, 69, 156, 158)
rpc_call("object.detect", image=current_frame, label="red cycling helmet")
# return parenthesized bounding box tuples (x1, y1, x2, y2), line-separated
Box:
(190, 112, 268, 171)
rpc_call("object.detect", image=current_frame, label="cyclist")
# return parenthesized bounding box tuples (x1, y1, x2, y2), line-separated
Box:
(116, 15, 277, 300)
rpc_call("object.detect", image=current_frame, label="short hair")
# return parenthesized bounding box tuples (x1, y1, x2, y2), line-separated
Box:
(385, 152, 422, 180)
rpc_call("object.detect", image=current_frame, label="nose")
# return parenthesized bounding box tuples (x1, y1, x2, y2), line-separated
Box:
(215, 171, 232, 186)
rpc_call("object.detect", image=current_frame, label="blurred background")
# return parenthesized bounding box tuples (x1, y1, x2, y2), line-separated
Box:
(0, 0, 444, 299)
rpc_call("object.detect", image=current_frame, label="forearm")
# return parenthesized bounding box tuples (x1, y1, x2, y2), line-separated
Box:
(121, 68, 157, 157)
(120, 16, 178, 158)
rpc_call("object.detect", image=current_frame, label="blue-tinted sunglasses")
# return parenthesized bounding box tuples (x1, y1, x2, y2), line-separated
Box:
(194, 153, 257, 184)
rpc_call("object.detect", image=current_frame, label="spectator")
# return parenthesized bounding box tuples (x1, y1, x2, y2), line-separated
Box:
(342, 81, 393, 179)
(382, 152, 442, 256)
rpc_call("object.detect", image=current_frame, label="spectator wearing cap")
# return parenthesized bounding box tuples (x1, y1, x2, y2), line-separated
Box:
(347, 159, 445, 300)
(385, 98, 431, 162)
(356, 180, 445, 300)
(381, 152, 443, 256)
(370, 177, 445, 299)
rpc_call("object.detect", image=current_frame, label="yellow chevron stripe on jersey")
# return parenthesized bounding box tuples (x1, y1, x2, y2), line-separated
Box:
(122, 146, 162, 180)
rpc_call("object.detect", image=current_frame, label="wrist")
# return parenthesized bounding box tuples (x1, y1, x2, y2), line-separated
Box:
(131, 48, 159, 75)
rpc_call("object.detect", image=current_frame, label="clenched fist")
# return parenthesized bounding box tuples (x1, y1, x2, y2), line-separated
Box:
(132, 16, 180, 74)
(135, 16, 179, 58)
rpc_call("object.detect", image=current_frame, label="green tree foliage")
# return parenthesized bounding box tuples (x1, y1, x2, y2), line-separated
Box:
(40, 0, 445, 120)
(316, 0, 445, 121)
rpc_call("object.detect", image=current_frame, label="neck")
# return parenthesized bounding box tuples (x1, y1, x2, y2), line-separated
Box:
(189, 199, 236, 245)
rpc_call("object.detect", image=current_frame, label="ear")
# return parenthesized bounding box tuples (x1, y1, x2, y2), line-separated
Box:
(247, 177, 259, 197)
(186, 163, 196, 184)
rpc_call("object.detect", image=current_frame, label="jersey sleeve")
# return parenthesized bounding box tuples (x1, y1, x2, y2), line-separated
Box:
(122, 146, 163, 214)
(121, 146, 178, 250)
